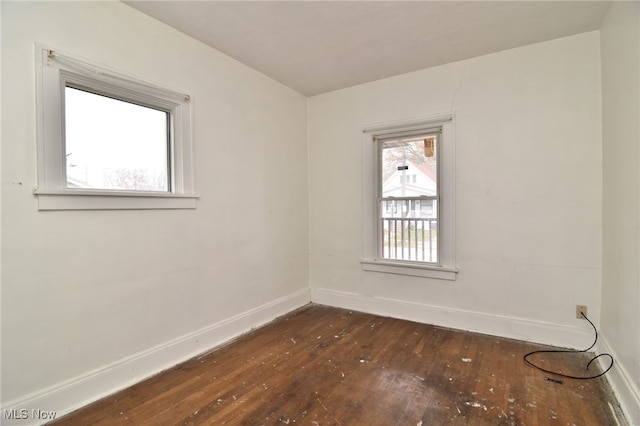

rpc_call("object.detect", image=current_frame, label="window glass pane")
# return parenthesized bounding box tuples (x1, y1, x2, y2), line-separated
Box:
(381, 136, 437, 198)
(65, 87, 169, 192)
(380, 200, 438, 263)
(380, 134, 438, 263)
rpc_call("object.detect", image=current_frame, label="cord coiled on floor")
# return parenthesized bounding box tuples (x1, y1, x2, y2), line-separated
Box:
(523, 312, 614, 380)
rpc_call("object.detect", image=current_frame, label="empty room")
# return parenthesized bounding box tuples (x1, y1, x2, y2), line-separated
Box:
(1, 1, 639, 425)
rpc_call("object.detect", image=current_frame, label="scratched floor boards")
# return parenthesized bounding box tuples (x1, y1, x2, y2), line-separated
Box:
(51, 304, 624, 426)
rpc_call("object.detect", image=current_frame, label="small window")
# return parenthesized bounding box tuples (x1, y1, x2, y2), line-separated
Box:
(361, 116, 457, 280)
(65, 87, 170, 192)
(35, 45, 197, 210)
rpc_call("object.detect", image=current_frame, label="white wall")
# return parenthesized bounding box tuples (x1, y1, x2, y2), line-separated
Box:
(3, 1, 637, 423)
(309, 32, 603, 348)
(1, 0, 308, 417)
(600, 2, 640, 423)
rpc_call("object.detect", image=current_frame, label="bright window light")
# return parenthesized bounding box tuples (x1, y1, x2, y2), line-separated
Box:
(65, 87, 170, 192)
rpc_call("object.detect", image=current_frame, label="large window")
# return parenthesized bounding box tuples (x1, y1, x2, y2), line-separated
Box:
(35, 45, 197, 210)
(361, 116, 457, 280)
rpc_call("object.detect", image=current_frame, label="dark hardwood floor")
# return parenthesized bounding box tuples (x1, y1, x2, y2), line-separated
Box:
(51, 304, 624, 425)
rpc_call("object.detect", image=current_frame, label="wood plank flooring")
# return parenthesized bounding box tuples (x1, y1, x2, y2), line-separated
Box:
(51, 304, 625, 425)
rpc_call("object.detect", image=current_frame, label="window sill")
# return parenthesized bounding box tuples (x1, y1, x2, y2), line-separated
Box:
(34, 189, 198, 210)
(360, 259, 458, 280)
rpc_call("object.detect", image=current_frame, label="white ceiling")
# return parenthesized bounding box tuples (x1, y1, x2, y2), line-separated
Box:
(125, 1, 611, 96)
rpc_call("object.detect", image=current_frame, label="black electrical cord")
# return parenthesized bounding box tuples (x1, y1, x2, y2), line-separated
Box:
(523, 312, 614, 380)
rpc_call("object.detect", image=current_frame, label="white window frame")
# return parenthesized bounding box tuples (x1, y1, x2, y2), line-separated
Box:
(34, 44, 198, 210)
(361, 115, 458, 280)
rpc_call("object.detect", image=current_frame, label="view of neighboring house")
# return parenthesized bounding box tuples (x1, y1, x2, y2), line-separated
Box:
(381, 159, 437, 220)
(380, 154, 439, 263)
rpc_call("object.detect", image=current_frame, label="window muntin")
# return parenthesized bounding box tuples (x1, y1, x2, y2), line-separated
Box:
(378, 132, 439, 264)
(64, 86, 170, 192)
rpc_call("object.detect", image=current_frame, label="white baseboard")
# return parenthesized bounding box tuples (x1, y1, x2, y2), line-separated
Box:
(311, 287, 593, 349)
(311, 288, 640, 422)
(1, 288, 311, 425)
(596, 337, 640, 426)
(7, 287, 634, 426)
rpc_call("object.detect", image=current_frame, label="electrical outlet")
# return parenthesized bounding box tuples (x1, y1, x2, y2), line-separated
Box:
(576, 305, 587, 319)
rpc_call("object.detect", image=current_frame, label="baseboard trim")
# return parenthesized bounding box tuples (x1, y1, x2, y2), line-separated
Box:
(311, 288, 639, 425)
(311, 287, 593, 349)
(596, 337, 640, 425)
(7, 288, 633, 426)
(1, 288, 311, 425)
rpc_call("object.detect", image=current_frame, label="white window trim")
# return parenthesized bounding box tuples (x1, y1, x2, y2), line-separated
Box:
(34, 44, 198, 210)
(361, 115, 458, 280)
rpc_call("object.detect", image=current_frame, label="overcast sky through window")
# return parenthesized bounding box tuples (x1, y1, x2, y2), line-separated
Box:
(64, 87, 169, 191)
